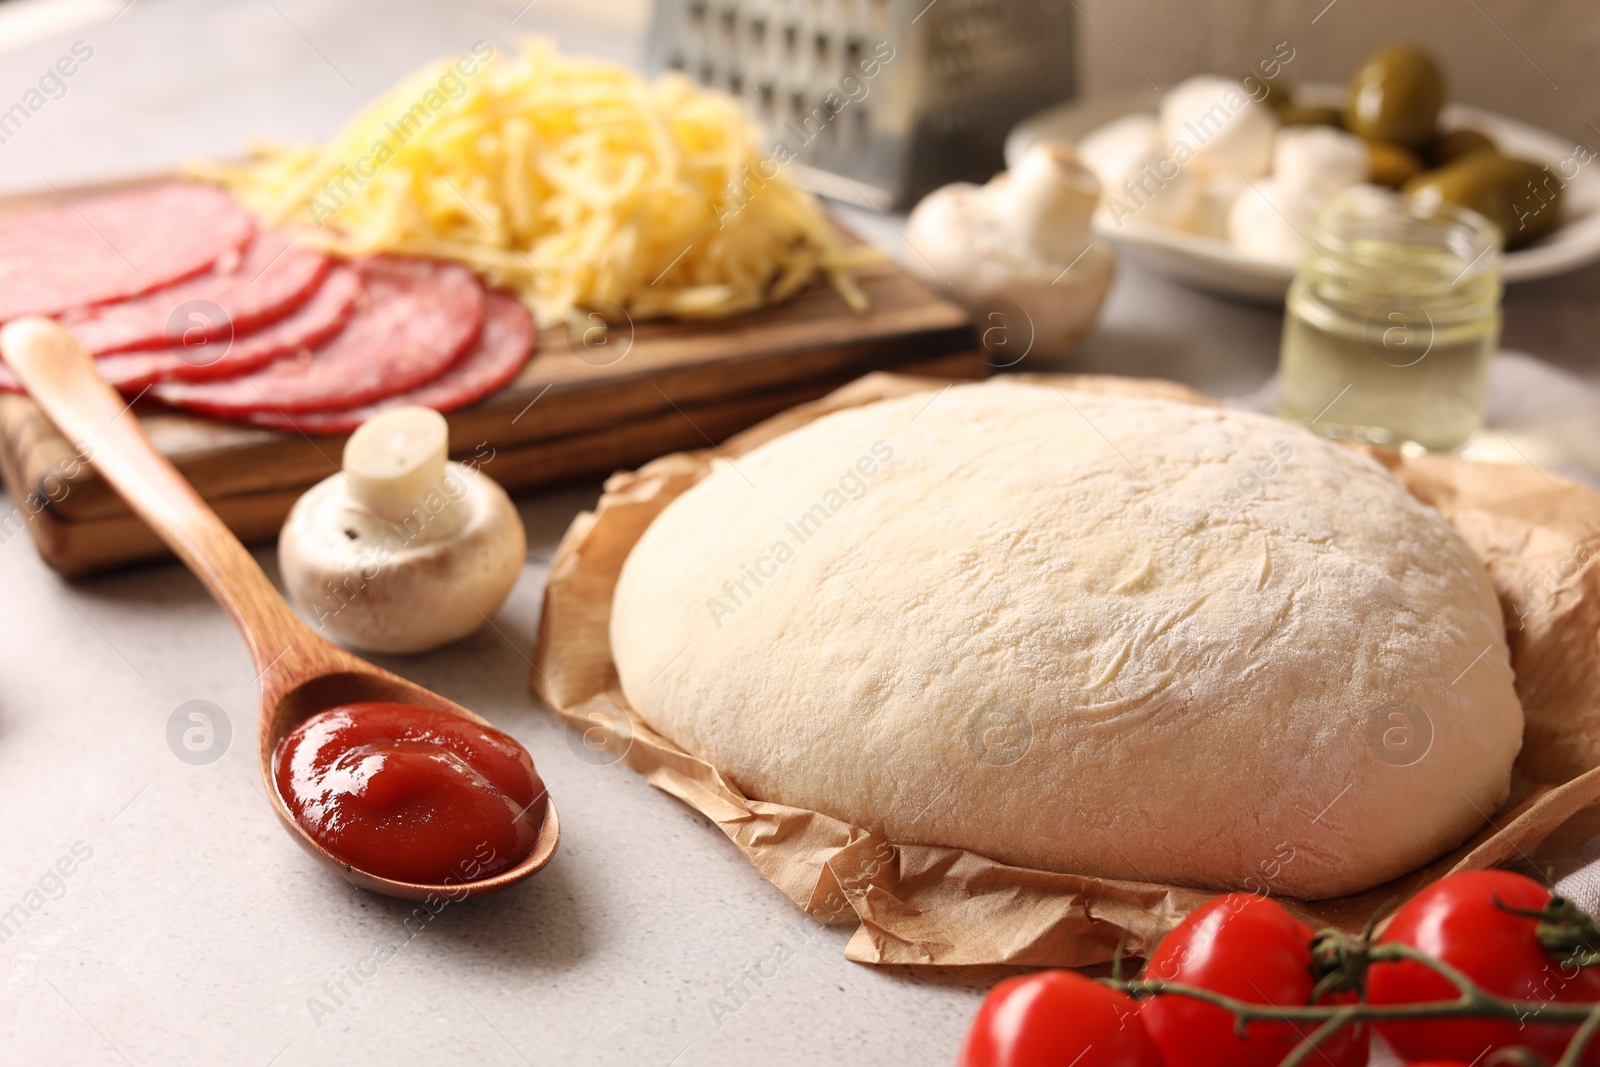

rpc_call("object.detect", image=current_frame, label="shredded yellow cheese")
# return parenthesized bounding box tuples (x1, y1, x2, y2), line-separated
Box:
(193, 41, 875, 328)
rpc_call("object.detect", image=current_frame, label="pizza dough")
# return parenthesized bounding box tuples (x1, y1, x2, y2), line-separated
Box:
(609, 381, 1522, 899)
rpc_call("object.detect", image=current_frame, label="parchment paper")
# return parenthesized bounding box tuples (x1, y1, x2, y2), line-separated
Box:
(531, 371, 1600, 967)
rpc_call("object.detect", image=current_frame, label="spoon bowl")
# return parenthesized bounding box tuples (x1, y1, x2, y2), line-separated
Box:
(1, 317, 558, 901)
(263, 666, 561, 901)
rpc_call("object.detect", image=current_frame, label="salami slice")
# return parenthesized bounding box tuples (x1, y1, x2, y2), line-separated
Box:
(101, 266, 363, 391)
(60, 231, 330, 356)
(150, 258, 485, 416)
(0, 183, 255, 321)
(0, 267, 363, 395)
(243, 292, 534, 434)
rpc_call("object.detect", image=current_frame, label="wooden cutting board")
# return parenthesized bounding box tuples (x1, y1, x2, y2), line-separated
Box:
(0, 180, 982, 574)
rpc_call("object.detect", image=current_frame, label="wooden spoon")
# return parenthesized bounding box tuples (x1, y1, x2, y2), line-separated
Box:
(0, 318, 558, 901)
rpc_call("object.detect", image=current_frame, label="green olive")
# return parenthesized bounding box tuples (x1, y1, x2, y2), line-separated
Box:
(1428, 127, 1498, 167)
(1344, 45, 1445, 148)
(1366, 141, 1424, 188)
(1278, 102, 1344, 128)
(1403, 153, 1562, 248)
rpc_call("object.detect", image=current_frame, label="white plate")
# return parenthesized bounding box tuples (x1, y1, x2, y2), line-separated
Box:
(1006, 85, 1600, 303)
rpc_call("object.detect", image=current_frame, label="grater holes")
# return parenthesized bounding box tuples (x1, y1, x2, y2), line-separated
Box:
(646, 0, 1078, 202)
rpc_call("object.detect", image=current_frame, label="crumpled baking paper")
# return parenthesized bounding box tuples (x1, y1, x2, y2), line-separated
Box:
(531, 371, 1600, 967)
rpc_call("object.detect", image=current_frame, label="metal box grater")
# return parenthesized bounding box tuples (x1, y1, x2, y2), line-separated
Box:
(645, 0, 1077, 210)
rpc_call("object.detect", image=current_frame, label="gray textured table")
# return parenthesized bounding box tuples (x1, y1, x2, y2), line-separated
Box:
(2, 2, 1597, 1064)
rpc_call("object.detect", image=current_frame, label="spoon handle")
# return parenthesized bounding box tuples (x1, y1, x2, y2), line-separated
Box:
(0, 317, 317, 676)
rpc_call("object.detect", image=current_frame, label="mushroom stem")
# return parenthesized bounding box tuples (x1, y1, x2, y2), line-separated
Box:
(343, 406, 469, 543)
(995, 143, 1101, 266)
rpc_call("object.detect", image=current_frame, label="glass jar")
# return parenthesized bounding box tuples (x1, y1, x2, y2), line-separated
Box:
(1276, 186, 1504, 451)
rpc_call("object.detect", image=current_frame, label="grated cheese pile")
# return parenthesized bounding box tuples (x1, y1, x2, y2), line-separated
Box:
(195, 41, 875, 328)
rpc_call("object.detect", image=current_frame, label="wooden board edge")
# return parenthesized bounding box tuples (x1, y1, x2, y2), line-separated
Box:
(22, 354, 990, 576)
(19, 319, 978, 523)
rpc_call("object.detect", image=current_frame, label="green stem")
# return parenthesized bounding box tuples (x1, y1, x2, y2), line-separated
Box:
(1116, 915, 1600, 1064)
(1554, 1002, 1600, 1067)
(1112, 943, 1600, 1027)
(1277, 1006, 1362, 1067)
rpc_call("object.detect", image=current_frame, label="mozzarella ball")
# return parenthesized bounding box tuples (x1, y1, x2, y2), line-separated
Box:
(1273, 125, 1368, 199)
(1078, 113, 1163, 185)
(1228, 178, 1315, 263)
(1190, 174, 1247, 239)
(1160, 75, 1278, 178)
(1077, 114, 1196, 229)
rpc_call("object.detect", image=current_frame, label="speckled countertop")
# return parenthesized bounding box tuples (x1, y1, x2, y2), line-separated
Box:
(3, 2, 1599, 1064)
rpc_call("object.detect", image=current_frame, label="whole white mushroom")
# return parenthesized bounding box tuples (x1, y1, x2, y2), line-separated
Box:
(904, 142, 1115, 358)
(1160, 75, 1278, 178)
(279, 406, 527, 654)
(1076, 113, 1198, 230)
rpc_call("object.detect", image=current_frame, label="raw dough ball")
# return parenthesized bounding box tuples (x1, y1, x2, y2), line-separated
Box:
(1161, 75, 1278, 178)
(610, 381, 1521, 899)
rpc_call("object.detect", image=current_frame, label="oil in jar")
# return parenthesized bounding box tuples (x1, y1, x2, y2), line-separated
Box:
(1276, 187, 1503, 451)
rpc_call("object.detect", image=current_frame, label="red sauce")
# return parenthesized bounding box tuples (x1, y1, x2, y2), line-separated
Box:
(273, 702, 546, 885)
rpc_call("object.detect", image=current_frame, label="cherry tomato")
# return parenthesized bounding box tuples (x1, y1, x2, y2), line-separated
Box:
(957, 970, 1165, 1067)
(1369, 869, 1600, 1062)
(1140, 894, 1367, 1067)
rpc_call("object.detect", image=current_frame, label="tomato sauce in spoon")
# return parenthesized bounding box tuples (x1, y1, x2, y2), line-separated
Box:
(274, 703, 546, 885)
